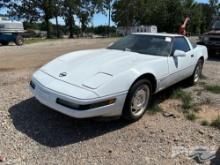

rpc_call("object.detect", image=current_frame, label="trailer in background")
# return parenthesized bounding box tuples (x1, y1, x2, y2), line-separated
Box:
(0, 18, 24, 46)
(116, 25, 158, 36)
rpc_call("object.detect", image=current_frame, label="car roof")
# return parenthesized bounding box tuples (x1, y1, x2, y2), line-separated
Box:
(132, 32, 183, 37)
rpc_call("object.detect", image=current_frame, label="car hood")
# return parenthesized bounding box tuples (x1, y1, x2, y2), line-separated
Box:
(204, 30, 220, 36)
(40, 49, 160, 89)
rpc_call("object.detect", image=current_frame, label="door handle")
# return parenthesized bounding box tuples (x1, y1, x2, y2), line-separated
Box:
(191, 54, 194, 58)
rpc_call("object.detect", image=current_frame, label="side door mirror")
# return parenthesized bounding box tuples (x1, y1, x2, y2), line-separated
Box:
(173, 50, 186, 57)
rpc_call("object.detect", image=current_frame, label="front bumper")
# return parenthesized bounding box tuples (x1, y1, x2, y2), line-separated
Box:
(30, 71, 127, 118)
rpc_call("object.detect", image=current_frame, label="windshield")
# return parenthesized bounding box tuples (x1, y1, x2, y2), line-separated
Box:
(212, 21, 220, 30)
(108, 34, 172, 56)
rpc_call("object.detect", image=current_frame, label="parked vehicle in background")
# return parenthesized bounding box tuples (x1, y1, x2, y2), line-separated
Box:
(30, 33, 208, 121)
(0, 18, 24, 46)
(198, 20, 220, 55)
(22, 29, 47, 38)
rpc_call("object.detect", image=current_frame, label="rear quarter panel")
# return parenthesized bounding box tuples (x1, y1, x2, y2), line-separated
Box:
(193, 45, 208, 62)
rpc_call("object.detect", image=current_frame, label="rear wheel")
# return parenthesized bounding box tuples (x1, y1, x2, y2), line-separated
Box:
(1, 41, 9, 46)
(15, 35, 24, 46)
(188, 59, 204, 85)
(122, 79, 152, 121)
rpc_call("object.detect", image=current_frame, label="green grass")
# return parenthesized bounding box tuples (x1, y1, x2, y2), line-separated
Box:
(198, 81, 207, 86)
(205, 85, 220, 94)
(192, 106, 201, 113)
(24, 38, 61, 44)
(201, 120, 209, 126)
(171, 89, 192, 110)
(185, 112, 197, 121)
(211, 117, 220, 129)
(147, 104, 163, 115)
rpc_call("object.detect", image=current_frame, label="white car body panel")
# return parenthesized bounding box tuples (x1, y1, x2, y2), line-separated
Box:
(30, 33, 208, 118)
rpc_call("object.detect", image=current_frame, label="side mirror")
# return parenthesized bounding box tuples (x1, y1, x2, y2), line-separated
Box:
(173, 50, 186, 57)
(108, 42, 114, 48)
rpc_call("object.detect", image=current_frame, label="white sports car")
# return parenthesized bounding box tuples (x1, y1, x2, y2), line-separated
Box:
(30, 33, 208, 121)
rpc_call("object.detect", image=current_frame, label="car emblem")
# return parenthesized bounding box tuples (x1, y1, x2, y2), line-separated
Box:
(59, 72, 67, 77)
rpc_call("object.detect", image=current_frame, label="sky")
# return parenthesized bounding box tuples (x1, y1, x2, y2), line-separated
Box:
(0, 0, 210, 26)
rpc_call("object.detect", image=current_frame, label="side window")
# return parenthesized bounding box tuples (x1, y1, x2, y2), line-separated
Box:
(172, 37, 190, 53)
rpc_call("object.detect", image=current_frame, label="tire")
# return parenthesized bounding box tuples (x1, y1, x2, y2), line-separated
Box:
(15, 35, 24, 46)
(188, 59, 204, 85)
(122, 79, 152, 121)
(1, 41, 9, 46)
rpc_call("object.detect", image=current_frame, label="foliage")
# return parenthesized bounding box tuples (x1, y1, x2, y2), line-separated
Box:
(3, 0, 220, 38)
(9, 0, 39, 23)
(211, 116, 220, 129)
(185, 112, 197, 121)
(92, 25, 116, 35)
(205, 85, 220, 94)
(112, 0, 220, 34)
(201, 120, 209, 126)
(0, 0, 10, 8)
(171, 89, 192, 110)
(147, 104, 163, 115)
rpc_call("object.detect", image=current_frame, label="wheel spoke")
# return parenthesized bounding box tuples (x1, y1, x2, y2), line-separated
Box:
(131, 85, 150, 117)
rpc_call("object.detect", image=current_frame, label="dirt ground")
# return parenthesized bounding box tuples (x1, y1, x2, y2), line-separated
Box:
(0, 38, 220, 165)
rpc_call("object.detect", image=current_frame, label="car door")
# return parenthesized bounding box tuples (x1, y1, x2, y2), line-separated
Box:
(167, 37, 195, 85)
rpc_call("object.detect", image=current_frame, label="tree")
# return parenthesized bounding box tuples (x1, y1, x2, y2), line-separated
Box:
(36, 0, 55, 38)
(112, 0, 139, 34)
(0, 0, 10, 9)
(112, 0, 180, 33)
(209, 0, 219, 19)
(103, 0, 113, 36)
(53, 0, 63, 38)
(77, 0, 100, 35)
(199, 3, 212, 33)
(8, 0, 39, 23)
(9, 0, 56, 38)
(62, 0, 78, 38)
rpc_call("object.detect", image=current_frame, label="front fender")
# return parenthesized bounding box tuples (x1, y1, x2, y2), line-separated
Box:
(95, 67, 158, 97)
(94, 56, 169, 97)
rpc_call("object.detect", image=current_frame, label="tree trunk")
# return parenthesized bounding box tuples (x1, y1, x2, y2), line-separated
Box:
(55, 15, 59, 38)
(45, 16, 51, 38)
(108, 1, 111, 37)
(68, 9, 74, 38)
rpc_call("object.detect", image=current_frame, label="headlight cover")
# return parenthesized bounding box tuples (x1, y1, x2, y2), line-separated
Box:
(82, 72, 113, 89)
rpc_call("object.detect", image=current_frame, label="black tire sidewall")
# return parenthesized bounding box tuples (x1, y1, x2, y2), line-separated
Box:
(122, 79, 152, 121)
(15, 36, 24, 46)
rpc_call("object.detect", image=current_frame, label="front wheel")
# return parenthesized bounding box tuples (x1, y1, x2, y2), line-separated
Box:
(122, 79, 152, 121)
(188, 59, 204, 85)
